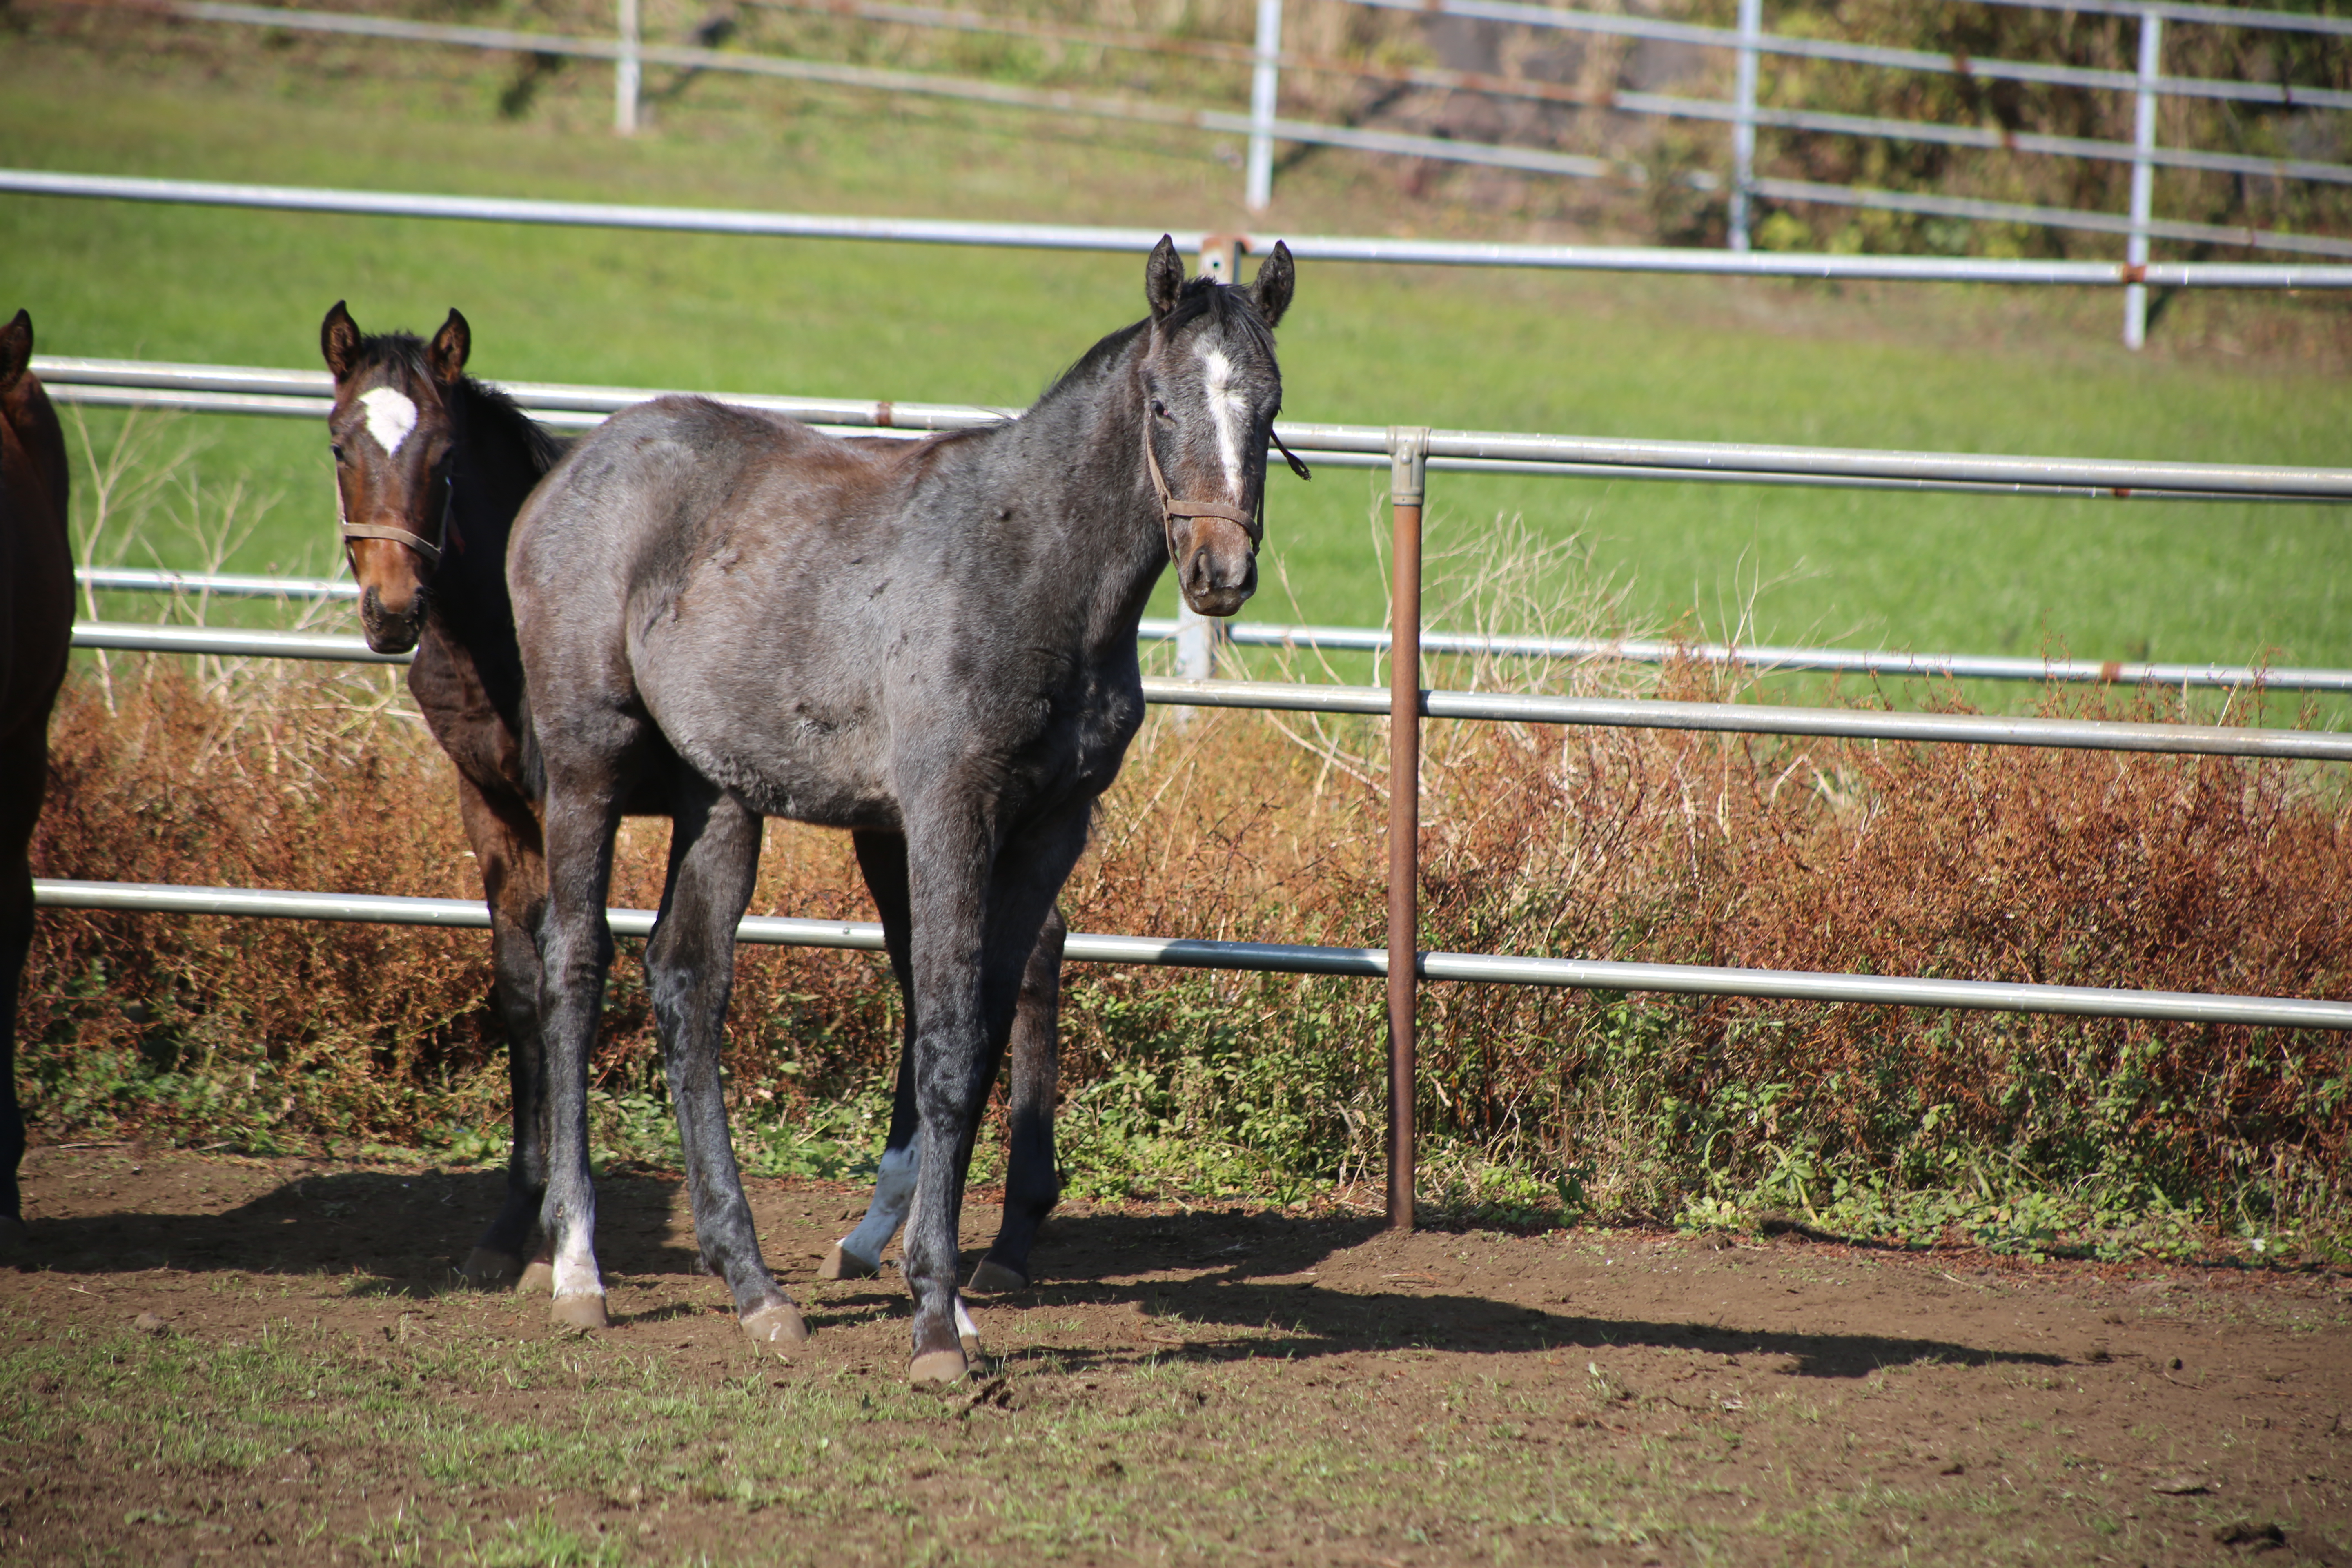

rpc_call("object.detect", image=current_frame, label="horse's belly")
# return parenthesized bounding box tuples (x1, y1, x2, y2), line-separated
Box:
(668, 733, 894, 831)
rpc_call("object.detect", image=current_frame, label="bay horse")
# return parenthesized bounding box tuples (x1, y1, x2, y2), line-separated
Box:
(508, 238, 1296, 1381)
(0, 309, 73, 1251)
(321, 305, 1067, 1310)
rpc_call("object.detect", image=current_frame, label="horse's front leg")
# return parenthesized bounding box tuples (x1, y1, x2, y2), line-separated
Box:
(534, 758, 631, 1330)
(970, 904, 1065, 1295)
(0, 722, 42, 1251)
(902, 808, 1088, 1383)
(450, 771, 553, 1290)
(644, 777, 805, 1352)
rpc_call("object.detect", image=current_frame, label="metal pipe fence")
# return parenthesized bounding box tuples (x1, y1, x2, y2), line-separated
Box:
(62, 620, 2352, 762)
(16, 167, 2352, 292)
(47, 0, 2352, 308)
(36, 355, 2352, 500)
(36, 879, 2352, 1031)
(77, 566, 2352, 695)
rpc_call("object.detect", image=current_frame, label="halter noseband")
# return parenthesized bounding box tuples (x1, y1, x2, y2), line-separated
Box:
(341, 469, 454, 570)
(1141, 414, 1312, 565)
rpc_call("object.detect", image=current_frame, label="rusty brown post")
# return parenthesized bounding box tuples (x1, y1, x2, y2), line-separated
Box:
(1386, 426, 1429, 1232)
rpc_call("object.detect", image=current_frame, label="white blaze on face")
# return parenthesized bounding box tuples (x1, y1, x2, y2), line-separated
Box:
(357, 385, 419, 457)
(1194, 343, 1250, 501)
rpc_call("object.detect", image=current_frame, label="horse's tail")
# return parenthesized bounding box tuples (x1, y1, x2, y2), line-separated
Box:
(515, 677, 547, 806)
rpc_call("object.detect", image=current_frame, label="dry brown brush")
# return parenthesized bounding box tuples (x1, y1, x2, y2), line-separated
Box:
(22, 648, 2352, 1245)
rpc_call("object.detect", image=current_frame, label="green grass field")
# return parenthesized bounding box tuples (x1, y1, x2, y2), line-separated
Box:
(4, 27, 2348, 687)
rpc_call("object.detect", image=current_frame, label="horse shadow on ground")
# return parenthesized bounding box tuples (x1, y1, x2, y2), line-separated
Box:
(9, 1166, 704, 1296)
(9, 1171, 2066, 1379)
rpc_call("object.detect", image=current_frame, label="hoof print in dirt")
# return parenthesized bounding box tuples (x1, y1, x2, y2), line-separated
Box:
(2212, 1521, 2286, 1550)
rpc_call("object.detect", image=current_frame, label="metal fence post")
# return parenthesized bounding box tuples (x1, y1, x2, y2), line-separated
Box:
(2125, 12, 2162, 349)
(1245, 0, 1283, 212)
(1728, 0, 1761, 251)
(1386, 425, 1429, 1233)
(615, 0, 641, 135)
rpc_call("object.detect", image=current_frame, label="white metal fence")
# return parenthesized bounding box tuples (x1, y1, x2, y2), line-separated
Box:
(38, 349, 2352, 1216)
(62, 0, 2352, 344)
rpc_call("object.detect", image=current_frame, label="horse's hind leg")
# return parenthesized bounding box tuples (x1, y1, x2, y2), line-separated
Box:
(969, 906, 1065, 1295)
(0, 722, 42, 1251)
(452, 773, 552, 1290)
(823, 831, 921, 1281)
(646, 776, 804, 1353)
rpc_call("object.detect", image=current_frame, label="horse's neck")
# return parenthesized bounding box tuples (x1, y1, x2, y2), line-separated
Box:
(993, 358, 1165, 643)
(424, 383, 542, 698)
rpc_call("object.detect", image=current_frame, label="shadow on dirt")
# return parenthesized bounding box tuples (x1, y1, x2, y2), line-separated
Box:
(10, 1171, 2066, 1377)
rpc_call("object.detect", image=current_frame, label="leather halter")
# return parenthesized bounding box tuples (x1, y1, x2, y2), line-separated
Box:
(1142, 415, 1258, 569)
(342, 470, 453, 570)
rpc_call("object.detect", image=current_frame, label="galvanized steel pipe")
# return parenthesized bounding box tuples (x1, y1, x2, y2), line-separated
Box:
(10, 170, 2352, 289)
(34, 879, 2352, 1031)
(78, 573, 2352, 694)
(65, 622, 2352, 758)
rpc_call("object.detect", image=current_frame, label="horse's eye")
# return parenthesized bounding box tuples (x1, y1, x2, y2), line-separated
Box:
(330, 444, 345, 461)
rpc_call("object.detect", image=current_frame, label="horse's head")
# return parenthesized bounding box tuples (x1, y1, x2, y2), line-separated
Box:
(321, 301, 470, 655)
(0, 307, 67, 521)
(1139, 236, 1294, 618)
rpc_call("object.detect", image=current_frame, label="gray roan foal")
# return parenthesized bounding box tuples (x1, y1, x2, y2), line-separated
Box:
(508, 238, 1296, 1381)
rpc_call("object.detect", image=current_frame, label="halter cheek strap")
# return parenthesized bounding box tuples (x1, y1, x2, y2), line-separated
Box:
(341, 471, 454, 569)
(1143, 418, 1262, 574)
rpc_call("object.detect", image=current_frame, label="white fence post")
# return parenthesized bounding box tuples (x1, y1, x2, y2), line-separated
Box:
(1728, 0, 1761, 251)
(1245, 0, 1283, 213)
(2125, 13, 2162, 349)
(615, 0, 642, 135)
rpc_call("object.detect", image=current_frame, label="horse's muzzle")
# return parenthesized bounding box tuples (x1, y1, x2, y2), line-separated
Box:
(359, 583, 428, 655)
(1175, 515, 1257, 618)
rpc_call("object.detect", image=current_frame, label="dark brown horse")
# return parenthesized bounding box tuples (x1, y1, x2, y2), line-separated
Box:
(0, 309, 73, 1250)
(508, 239, 1294, 1380)
(321, 305, 1067, 1306)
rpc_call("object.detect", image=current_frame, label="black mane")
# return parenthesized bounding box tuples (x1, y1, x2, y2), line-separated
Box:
(1037, 276, 1276, 406)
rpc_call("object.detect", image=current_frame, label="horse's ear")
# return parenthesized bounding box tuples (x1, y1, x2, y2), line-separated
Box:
(321, 301, 362, 379)
(429, 309, 471, 385)
(1145, 235, 1184, 321)
(1249, 242, 1294, 328)
(0, 309, 30, 390)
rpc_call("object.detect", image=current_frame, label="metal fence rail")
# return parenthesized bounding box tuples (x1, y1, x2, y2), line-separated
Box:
(11, 169, 2352, 292)
(78, 566, 2352, 694)
(36, 355, 2352, 502)
(65, 621, 2352, 761)
(36, 879, 2352, 1031)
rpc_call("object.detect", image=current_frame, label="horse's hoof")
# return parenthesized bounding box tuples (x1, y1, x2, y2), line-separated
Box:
(965, 1258, 1028, 1295)
(909, 1348, 969, 1385)
(550, 1293, 608, 1331)
(740, 1301, 808, 1353)
(460, 1247, 524, 1288)
(517, 1260, 557, 1295)
(817, 1242, 879, 1281)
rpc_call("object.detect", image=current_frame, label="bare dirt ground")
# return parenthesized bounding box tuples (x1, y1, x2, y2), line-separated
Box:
(2, 1146, 2348, 1566)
